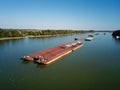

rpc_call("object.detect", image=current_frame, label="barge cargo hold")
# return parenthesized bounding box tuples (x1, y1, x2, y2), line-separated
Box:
(74, 37, 85, 40)
(22, 42, 83, 64)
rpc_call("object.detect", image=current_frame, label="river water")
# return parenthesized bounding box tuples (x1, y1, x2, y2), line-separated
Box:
(0, 32, 120, 90)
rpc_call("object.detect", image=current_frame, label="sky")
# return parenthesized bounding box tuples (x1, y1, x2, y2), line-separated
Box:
(0, 0, 120, 30)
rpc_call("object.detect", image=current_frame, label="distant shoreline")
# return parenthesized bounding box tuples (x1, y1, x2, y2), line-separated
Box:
(0, 29, 93, 40)
(0, 34, 73, 41)
(0, 37, 25, 40)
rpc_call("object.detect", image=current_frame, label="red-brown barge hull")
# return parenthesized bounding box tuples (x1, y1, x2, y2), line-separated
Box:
(22, 42, 83, 64)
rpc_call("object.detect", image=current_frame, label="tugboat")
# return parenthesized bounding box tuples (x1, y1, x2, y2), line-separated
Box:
(22, 56, 33, 61)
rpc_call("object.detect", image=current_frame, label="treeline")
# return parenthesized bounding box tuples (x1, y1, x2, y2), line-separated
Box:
(0, 28, 93, 38)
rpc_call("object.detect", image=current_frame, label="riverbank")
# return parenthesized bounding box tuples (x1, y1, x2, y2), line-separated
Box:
(0, 37, 25, 40)
(0, 34, 74, 40)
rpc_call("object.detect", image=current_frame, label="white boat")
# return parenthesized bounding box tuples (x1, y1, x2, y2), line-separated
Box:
(85, 37, 93, 41)
(116, 36, 120, 39)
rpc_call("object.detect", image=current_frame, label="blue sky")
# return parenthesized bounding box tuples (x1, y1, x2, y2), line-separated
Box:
(0, 0, 120, 30)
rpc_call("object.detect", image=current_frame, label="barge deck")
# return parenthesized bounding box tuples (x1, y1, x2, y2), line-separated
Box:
(22, 42, 83, 64)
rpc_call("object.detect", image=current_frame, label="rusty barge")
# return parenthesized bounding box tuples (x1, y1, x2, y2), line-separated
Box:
(22, 42, 83, 64)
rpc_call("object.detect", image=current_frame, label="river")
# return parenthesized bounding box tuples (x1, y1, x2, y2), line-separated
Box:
(0, 32, 120, 90)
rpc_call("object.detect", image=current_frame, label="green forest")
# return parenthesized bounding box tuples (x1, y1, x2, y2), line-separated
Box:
(0, 28, 93, 38)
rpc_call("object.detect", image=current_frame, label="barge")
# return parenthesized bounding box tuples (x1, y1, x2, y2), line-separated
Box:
(74, 37, 85, 40)
(22, 42, 83, 64)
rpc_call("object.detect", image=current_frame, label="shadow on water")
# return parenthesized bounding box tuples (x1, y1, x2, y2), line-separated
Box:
(35, 64, 51, 69)
(34, 60, 59, 69)
(21, 59, 56, 69)
(21, 60, 33, 64)
(35, 55, 70, 69)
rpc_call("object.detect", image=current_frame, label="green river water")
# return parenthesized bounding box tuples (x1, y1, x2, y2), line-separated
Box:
(0, 32, 120, 90)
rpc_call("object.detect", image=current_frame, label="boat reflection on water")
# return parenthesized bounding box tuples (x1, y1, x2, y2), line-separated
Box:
(21, 60, 33, 64)
(35, 64, 51, 69)
(21, 60, 51, 69)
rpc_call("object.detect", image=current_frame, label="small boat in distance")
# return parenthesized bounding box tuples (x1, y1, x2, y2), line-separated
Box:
(88, 34, 95, 37)
(94, 33, 99, 35)
(104, 33, 106, 35)
(116, 36, 120, 39)
(85, 37, 93, 41)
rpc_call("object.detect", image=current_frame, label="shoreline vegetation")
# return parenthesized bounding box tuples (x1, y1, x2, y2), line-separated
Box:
(112, 30, 120, 37)
(0, 28, 94, 40)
